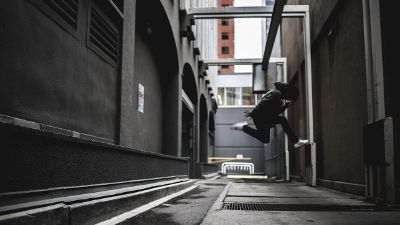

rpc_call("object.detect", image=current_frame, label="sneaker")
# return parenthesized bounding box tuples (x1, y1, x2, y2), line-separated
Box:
(294, 139, 309, 148)
(231, 121, 248, 131)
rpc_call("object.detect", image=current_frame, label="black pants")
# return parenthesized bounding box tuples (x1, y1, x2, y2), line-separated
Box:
(243, 115, 299, 144)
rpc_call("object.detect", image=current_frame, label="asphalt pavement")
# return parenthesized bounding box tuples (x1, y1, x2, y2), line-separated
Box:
(121, 177, 400, 225)
(121, 179, 227, 225)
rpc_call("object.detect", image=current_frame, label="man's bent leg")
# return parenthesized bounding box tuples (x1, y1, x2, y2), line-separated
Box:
(276, 116, 299, 143)
(243, 125, 270, 143)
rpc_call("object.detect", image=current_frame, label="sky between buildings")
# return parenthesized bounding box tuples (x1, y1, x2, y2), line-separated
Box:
(234, 0, 264, 73)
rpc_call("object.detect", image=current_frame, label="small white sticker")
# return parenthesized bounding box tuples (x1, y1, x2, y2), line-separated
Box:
(138, 84, 144, 113)
(236, 154, 243, 159)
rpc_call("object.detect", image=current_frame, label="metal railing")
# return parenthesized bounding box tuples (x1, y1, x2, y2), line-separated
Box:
(221, 162, 254, 175)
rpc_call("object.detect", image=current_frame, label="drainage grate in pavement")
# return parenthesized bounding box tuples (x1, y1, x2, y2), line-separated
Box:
(221, 202, 391, 211)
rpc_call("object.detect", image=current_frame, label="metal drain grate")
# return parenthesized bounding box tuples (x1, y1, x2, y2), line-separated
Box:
(221, 202, 384, 211)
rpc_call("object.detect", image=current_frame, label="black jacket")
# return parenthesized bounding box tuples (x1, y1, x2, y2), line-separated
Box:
(251, 89, 286, 123)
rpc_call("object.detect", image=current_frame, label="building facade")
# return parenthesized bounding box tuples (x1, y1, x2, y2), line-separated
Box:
(0, 0, 218, 223)
(282, 0, 399, 202)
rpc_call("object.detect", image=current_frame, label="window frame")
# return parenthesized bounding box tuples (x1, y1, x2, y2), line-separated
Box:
(28, 0, 80, 40)
(221, 32, 229, 40)
(217, 87, 259, 107)
(221, 18, 229, 26)
(221, 46, 229, 54)
(86, 0, 123, 68)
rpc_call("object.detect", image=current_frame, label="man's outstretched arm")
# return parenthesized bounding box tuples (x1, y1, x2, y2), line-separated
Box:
(244, 110, 253, 118)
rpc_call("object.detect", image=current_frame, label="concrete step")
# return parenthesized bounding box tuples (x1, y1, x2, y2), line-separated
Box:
(0, 178, 196, 225)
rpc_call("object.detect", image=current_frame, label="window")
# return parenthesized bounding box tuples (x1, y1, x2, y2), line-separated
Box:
(41, 0, 79, 29)
(221, 18, 229, 26)
(226, 87, 240, 105)
(221, 46, 229, 54)
(221, 65, 230, 69)
(241, 87, 256, 105)
(29, 0, 79, 36)
(88, 0, 122, 66)
(222, 4, 229, 7)
(221, 32, 229, 40)
(217, 87, 259, 106)
(217, 88, 225, 106)
(111, 0, 124, 12)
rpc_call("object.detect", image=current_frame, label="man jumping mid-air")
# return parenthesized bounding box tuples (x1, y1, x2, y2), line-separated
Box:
(231, 82, 308, 149)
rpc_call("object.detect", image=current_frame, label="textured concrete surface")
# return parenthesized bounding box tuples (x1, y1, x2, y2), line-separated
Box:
(201, 211, 400, 225)
(282, 0, 368, 195)
(122, 179, 228, 225)
(201, 179, 400, 225)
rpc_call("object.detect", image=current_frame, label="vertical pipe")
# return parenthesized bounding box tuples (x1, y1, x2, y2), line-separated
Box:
(303, 10, 316, 186)
(283, 58, 290, 181)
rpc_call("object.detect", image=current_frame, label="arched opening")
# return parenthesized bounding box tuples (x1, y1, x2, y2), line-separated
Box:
(181, 64, 197, 177)
(208, 111, 216, 159)
(199, 95, 208, 163)
(182, 64, 198, 106)
(134, 0, 179, 155)
(181, 63, 197, 158)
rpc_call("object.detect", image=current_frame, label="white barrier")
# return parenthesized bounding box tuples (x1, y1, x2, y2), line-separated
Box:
(221, 162, 254, 174)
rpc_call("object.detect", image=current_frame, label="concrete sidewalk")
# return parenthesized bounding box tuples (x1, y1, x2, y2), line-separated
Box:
(121, 179, 228, 225)
(201, 180, 400, 225)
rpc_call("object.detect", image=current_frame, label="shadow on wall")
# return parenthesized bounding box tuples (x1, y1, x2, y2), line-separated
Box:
(134, 0, 180, 155)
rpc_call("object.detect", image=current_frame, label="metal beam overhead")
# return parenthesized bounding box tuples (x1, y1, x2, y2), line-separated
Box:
(203, 58, 261, 65)
(190, 4, 315, 187)
(187, 5, 308, 19)
(202, 57, 286, 66)
(261, 0, 287, 69)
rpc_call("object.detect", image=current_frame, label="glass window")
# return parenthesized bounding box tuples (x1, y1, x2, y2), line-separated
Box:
(221, 18, 229, 26)
(242, 87, 255, 105)
(221, 32, 229, 40)
(217, 87, 225, 106)
(221, 46, 229, 54)
(226, 87, 240, 105)
(217, 87, 258, 106)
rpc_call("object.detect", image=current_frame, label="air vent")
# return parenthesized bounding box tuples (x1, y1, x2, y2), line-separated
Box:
(222, 202, 385, 211)
(89, 3, 120, 64)
(42, 0, 78, 29)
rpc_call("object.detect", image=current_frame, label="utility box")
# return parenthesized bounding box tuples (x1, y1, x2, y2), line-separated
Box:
(364, 118, 395, 203)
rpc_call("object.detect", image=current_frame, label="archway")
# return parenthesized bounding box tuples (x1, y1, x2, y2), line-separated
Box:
(199, 95, 208, 163)
(135, 0, 179, 155)
(181, 64, 197, 158)
(181, 64, 198, 177)
(208, 111, 216, 159)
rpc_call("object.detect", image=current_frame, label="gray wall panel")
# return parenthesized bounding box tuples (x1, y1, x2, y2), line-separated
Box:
(215, 107, 265, 173)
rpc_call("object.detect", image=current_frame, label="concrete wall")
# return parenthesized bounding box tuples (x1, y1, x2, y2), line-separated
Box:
(379, 0, 400, 202)
(0, 0, 217, 194)
(282, 0, 368, 194)
(0, 125, 188, 193)
(0, 0, 119, 141)
(132, 34, 164, 153)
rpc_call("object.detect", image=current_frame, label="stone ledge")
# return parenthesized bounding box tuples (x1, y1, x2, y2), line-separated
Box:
(0, 180, 196, 225)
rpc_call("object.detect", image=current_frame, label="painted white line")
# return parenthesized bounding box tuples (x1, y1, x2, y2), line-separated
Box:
(96, 185, 198, 225)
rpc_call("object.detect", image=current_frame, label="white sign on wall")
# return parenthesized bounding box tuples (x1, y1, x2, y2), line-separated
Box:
(236, 154, 243, 159)
(138, 83, 144, 113)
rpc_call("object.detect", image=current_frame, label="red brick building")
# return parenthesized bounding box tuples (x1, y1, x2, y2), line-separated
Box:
(218, 0, 234, 74)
